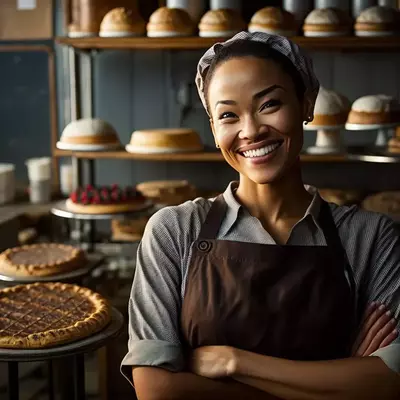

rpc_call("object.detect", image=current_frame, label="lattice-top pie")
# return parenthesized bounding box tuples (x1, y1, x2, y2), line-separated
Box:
(0, 282, 110, 348)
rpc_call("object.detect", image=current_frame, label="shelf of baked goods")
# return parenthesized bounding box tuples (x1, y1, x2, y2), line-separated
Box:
(54, 148, 349, 162)
(56, 36, 400, 51)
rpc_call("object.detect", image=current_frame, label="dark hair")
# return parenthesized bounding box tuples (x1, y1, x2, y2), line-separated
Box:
(203, 40, 306, 114)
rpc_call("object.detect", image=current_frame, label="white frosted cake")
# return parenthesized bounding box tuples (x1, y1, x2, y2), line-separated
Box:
(347, 95, 400, 126)
(198, 9, 245, 38)
(309, 87, 350, 127)
(355, 6, 399, 37)
(147, 7, 194, 37)
(248, 7, 297, 37)
(303, 8, 351, 37)
(100, 7, 145, 37)
(57, 119, 121, 151)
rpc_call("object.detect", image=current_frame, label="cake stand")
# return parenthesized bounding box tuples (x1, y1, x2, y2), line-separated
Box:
(345, 121, 399, 162)
(51, 200, 154, 221)
(56, 142, 122, 152)
(51, 200, 155, 252)
(2, 307, 123, 400)
(0, 252, 104, 286)
(303, 123, 345, 154)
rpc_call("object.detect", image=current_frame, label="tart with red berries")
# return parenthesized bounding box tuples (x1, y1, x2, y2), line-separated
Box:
(66, 185, 149, 214)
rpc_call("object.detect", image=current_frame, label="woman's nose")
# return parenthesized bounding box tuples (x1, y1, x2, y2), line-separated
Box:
(238, 115, 266, 140)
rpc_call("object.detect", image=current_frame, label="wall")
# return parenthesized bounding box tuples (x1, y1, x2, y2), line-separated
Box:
(83, 49, 400, 192)
(1, 0, 400, 191)
(0, 48, 51, 181)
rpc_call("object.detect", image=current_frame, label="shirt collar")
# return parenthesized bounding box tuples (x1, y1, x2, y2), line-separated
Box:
(220, 181, 324, 237)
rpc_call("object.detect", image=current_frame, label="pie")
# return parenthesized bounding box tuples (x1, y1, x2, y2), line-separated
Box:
(0, 243, 86, 277)
(362, 191, 400, 219)
(66, 184, 148, 214)
(319, 189, 362, 206)
(0, 282, 111, 349)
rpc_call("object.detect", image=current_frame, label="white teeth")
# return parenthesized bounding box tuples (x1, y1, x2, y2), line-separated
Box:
(242, 143, 281, 158)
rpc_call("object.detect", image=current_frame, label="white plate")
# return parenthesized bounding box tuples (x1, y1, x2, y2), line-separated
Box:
(355, 31, 397, 37)
(99, 31, 144, 37)
(303, 124, 344, 131)
(303, 31, 349, 37)
(125, 144, 203, 154)
(199, 30, 240, 38)
(306, 146, 344, 155)
(147, 31, 189, 37)
(345, 122, 399, 131)
(56, 141, 122, 151)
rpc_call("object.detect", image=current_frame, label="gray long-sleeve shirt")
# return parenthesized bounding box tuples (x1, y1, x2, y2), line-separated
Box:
(121, 182, 400, 384)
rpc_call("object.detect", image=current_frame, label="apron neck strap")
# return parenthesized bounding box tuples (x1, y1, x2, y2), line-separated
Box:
(199, 194, 227, 239)
(318, 200, 344, 250)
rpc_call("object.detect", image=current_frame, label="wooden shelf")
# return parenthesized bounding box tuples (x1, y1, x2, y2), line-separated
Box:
(56, 36, 400, 51)
(54, 148, 350, 162)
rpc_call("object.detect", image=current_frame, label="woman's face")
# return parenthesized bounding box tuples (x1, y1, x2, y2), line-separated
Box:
(208, 56, 307, 184)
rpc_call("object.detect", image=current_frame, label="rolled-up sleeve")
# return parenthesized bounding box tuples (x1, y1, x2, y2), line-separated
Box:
(365, 217, 400, 373)
(120, 207, 186, 385)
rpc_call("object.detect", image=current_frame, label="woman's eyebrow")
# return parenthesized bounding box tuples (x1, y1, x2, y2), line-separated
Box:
(214, 84, 284, 110)
(253, 85, 283, 100)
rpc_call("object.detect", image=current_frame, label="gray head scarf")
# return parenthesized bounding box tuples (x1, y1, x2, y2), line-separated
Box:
(195, 31, 320, 118)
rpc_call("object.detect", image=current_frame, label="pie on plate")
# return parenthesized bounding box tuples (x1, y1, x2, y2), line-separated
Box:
(0, 282, 111, 349)
(0, 243, 86, 278)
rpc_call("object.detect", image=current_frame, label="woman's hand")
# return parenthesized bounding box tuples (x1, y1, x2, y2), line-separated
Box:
(190, 346, 237, 379)
(352, 302, 398, 357)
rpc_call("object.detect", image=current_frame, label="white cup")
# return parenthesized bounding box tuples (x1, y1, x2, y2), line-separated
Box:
(167, 0, 206, 22)
(25, 157, 52, 182)
(0, 163, 15, 205)
(29, 180, 51, 204)
(60, 164, 74, 196)
(210, 0, 241, 10)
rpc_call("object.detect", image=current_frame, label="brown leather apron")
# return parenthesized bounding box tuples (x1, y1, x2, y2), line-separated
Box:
(181, 195, 357, 361)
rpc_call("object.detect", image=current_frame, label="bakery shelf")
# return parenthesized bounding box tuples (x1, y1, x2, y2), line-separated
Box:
(54, 148, 350, 162)
(56, 36, 400, 52)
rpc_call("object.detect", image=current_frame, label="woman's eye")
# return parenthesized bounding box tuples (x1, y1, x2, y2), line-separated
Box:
(260, 99, 281, 111)
(219, 111, 237, 120)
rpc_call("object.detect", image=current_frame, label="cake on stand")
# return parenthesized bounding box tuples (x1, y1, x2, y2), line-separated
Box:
(346, 94, 400, 161)
(304, 87, 350, 155)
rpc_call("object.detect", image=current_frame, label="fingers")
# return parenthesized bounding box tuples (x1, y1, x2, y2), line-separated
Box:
(353, 303, 388, 356)
(352, 302, 378, 353)
(363, 314, 397, 356)
(378, 328, 398, 349)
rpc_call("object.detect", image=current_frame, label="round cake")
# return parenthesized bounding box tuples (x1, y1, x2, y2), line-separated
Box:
(66, 184, 148, 214)
(198, 9, 245, 38)
(99, 7, 146, 37)
(362, 191, 400, 219)
(308, 87, 351, 127)
(319, 189, 362, 206)
(346, 95, 400, 127)
(0, 244, 86, 278)
(355, 6, 399, 37)
(126, 128, 204, 153)
(57, 118, 121, 151)
(248, 7, 297, 37)
(147, 7, 194, 37)
(0, 282, 110, 349)
(137, 180, 196, 205)
(303, 8, 351, 37)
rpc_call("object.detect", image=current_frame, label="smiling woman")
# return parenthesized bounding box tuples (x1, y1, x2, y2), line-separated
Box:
(121, 32, 400, 400)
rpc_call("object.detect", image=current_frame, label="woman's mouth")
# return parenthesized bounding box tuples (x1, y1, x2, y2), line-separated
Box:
(238, 140, 284, 164)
